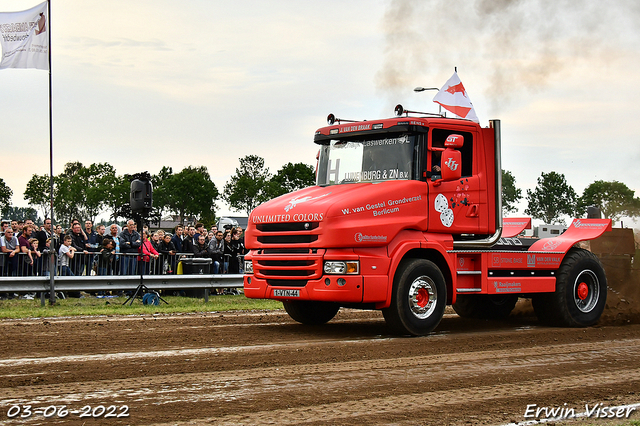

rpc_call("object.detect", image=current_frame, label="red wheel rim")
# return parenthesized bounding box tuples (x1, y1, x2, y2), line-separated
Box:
(577, 282, 589, 300)
(416, 287, 430, 308)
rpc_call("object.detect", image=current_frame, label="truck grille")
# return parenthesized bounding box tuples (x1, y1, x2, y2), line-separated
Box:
(252, 249, 325, 287)
(261, 259, 315, 267)
(266, 279, 308, 287)
(257, 223, 319, 232)
(258, 235, 318, 244)
(255, 222, 320, 246)
(260, 268, 314, 277)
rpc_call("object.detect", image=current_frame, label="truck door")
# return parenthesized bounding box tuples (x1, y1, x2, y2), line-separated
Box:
(427, 128, 488, 234)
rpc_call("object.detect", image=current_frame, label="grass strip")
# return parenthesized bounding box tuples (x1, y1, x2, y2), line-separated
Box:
(0, 294, 283, 319)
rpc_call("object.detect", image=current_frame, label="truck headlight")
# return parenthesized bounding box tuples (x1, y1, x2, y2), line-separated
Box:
(323, 261, 359, 275)
(244, 260, 253, 274)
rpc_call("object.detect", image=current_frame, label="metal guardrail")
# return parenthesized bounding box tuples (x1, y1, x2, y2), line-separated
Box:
(0, 251, 219, 277)
(0, 250, 246, 304)
(0, 274, 244, 292)
(0, 274, 245, 305)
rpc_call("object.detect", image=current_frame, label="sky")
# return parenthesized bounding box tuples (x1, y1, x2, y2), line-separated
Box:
(1, 0, 639, 225)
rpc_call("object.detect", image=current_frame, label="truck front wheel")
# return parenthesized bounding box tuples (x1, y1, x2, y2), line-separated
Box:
(282, 300, 340, 325)
(382, 259, 446, 336)
(532, 248, 607, 327)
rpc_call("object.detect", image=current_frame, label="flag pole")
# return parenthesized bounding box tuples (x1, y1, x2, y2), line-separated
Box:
(47, 0, 55, 306)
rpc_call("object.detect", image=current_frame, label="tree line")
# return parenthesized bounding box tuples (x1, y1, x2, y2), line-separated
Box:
(502, 170, 640, 224)
(0, 155, 315, 225)
(0, 161, 637, 226)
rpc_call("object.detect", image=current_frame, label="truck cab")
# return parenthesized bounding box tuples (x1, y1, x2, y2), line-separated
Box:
(243, 109, 610, 335)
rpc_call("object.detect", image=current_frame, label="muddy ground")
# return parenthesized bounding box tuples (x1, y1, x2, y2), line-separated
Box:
(1, 246, 639, 426)
(0, 304, 639, 426)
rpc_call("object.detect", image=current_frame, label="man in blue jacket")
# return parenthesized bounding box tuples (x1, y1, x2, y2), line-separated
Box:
(171, 225, 183, 253)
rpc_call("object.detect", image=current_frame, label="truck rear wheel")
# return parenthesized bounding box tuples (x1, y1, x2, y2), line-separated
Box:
(382, 259, 446, 336)
(282, 300, 340, 325)
(453, 294, 518, 319)
(532, 248, 607, 327)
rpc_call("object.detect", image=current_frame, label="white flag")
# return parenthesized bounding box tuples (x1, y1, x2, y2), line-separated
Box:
(433, 72, 479, 123)
(0, 2, 49, 70)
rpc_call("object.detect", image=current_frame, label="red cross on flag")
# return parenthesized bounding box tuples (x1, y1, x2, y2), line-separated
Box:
(433, 72, 479, 123)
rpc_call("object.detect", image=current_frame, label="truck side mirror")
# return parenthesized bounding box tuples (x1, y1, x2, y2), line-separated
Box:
(440, 134, 463, 182)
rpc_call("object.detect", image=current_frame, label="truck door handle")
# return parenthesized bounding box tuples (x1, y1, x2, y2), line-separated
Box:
(466, 204, 478, 217)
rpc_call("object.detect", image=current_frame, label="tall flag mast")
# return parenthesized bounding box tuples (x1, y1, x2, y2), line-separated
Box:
(0, 1, 55, 304)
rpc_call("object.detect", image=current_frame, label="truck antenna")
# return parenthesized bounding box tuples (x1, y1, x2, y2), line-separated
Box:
(394, 104, 442, 118)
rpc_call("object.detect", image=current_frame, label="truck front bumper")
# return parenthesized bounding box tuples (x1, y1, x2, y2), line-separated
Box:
(244, 274, 364, 303)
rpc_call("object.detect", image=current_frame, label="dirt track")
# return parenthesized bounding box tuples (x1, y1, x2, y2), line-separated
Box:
(1, 306, 639, 426)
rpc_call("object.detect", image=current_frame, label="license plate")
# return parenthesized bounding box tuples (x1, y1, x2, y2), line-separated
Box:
(274, 289, 300, 298)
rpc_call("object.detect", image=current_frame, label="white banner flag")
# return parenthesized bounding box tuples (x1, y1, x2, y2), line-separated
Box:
(433, 72, 479, 123)
(0, 1, 49, 70)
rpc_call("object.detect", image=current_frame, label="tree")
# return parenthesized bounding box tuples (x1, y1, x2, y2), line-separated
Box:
(54, 162, 118, 224)
(1, 206, 38, 221)
(159, 166, 219, 223)
(578, 180, 640, 221)
(53, 161, 82, 223)
(501, 169, 522, 215)
(223, 155, 272, 214)
(84, 163, 118, 222)
(525, 171, 577, 224)
(150, 166, 174, 217)
(0, 178, 13, 213)
(263, 162, 315, 200)
(24, 174, 53, 219)
(101, 174, 131, 222)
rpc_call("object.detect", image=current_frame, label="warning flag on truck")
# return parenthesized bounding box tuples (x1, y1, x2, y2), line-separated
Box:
(433, 72, 479, 123)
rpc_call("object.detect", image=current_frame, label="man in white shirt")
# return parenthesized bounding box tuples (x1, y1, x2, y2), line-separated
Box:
(1, 228, 20, 276)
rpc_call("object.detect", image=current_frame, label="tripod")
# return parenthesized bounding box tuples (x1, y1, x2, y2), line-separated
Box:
(122, 172, 168, 306)
(123, 283, 168, 306)
(121, 210, 168, 306)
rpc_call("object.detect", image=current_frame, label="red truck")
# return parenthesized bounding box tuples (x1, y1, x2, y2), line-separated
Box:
(243, 107, 611, 335)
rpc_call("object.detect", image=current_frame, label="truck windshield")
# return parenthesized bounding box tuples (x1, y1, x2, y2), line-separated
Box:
(316, 134, 416, 186)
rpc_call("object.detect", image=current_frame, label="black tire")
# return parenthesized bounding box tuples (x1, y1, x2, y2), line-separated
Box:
(532, 248, 607, 327)
(453, 294, 518, 319)
(282, 300, 340, 325)
(382, 258, 447, 336)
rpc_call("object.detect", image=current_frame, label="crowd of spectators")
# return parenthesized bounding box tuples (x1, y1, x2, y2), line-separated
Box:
(0, 218, 246, 278)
